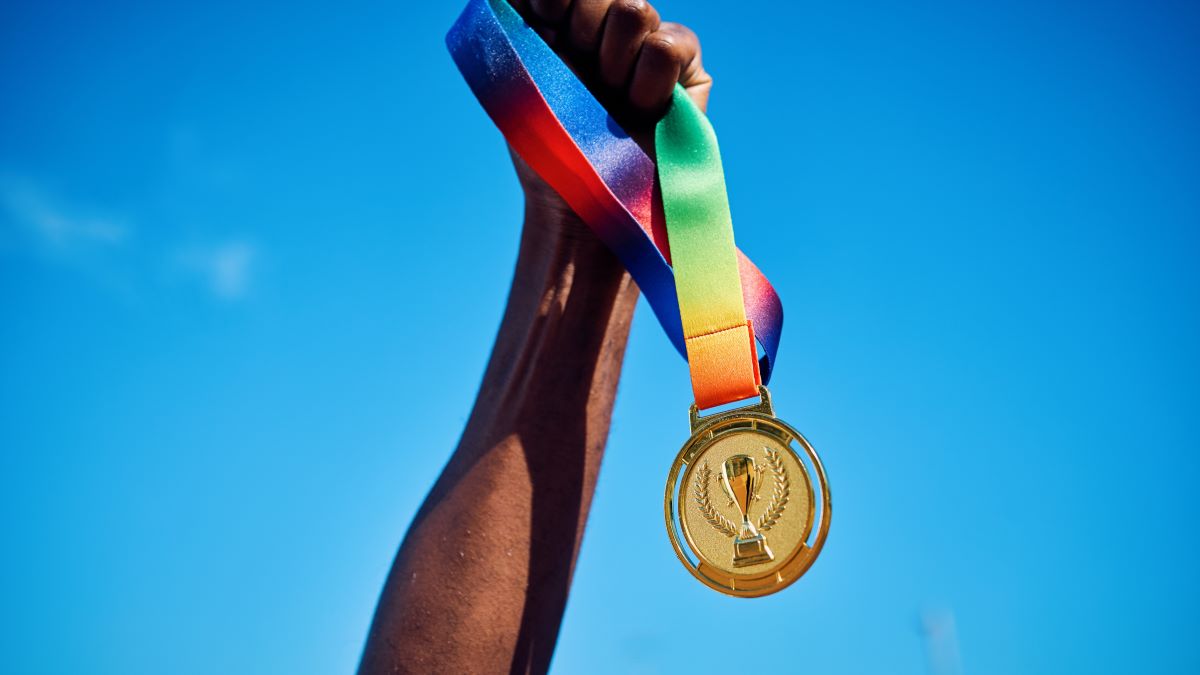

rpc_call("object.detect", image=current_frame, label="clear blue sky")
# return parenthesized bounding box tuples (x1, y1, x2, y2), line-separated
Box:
(2, 1, 1197, 673)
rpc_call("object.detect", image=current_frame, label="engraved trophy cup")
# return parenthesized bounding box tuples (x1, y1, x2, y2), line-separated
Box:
(720, 454, 775, 567)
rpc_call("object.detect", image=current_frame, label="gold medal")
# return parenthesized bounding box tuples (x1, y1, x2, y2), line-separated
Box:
(664, 386, 830, 597)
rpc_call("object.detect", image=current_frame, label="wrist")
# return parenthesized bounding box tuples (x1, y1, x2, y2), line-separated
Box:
(515, 197, 630, 289)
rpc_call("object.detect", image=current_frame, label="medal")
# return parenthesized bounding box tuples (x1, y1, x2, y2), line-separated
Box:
(447, 0, 828, 597)
(664, 386, 830, 597)
(654, 87, 831, 597)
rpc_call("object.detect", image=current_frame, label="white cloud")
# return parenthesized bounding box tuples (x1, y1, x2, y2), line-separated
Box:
(206, 241, 255, 299)
(178, 241, 257, 300)
(0, 174, 130, 248)
(1, 171, 259, 302)
(920, 608, 963, 675)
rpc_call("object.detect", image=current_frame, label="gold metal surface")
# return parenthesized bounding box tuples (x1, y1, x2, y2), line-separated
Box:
(665, 386, 831, 597)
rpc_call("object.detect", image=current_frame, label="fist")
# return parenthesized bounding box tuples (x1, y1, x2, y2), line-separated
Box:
(506, 0, 712, 222)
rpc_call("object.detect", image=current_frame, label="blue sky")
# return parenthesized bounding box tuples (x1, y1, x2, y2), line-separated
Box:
(2, 1, 1198, 673)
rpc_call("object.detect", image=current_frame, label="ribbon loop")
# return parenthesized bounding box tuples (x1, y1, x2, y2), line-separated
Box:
(447, 0, 783, 404)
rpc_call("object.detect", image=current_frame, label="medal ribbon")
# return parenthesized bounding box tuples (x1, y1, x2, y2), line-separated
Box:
(655, 86, 761, 408)
(447, 0, 782, 409)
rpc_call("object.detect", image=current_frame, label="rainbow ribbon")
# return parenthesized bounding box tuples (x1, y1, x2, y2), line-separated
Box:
(447, 0, 783, 409)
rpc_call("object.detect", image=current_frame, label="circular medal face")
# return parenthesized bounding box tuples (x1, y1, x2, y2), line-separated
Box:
(664, 413, 830, 597)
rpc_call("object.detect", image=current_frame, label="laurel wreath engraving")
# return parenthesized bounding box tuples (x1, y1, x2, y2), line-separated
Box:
(756, 448, 790, 532)
(694, 462, 739, 537)
(693, 448, 789, 537)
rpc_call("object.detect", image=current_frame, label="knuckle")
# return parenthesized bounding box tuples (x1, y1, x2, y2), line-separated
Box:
(643, 34, 684, 62)
(661, 22, 699, 46)
(611, 0, 650, 23)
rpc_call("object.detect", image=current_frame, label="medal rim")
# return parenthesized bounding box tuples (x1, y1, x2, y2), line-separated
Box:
(663, 409, 831, 598)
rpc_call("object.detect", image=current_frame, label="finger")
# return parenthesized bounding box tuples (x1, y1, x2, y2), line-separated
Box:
(598, 0, 660, 89)
(567, 0, 612, 56)
(528, 0, 572, 25)
(628, 24, 698, 113)
(665, 22, 712, 111)
(659, 23, 707, 87)
(628, 32, 680, 112)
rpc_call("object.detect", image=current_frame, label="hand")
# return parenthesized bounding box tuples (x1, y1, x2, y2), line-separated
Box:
(507, 0, 712, 227)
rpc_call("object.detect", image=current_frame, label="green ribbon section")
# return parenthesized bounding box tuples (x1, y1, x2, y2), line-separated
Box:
(655, 84, 749, 340)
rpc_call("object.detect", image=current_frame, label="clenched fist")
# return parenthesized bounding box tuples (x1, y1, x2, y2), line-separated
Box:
(506, 0, 713, 222)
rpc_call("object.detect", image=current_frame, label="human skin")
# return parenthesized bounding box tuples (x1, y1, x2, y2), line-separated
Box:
(358, 1, 711, 673)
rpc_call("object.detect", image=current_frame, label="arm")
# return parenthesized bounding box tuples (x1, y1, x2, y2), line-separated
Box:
(359, 2, 711, 673)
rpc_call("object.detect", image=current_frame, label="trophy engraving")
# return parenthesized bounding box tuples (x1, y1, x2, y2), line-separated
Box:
(721, 455, 774, 566)
(693, 448, 790, 567)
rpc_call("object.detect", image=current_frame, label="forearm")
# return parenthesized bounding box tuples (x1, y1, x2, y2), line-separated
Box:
(358, 202, 639, 674)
